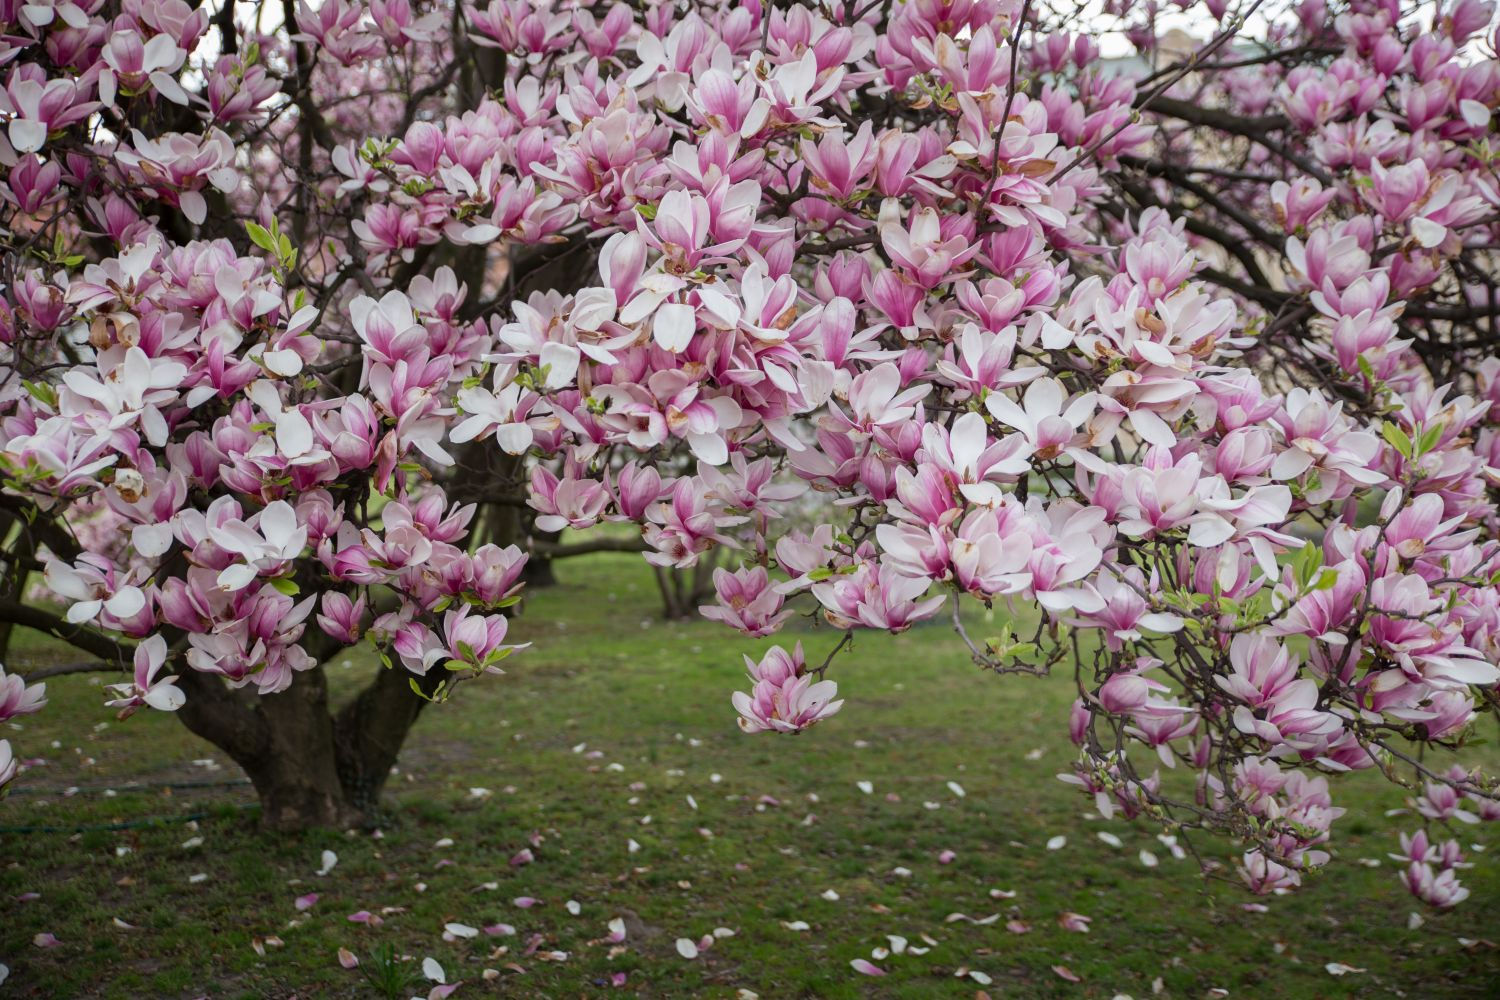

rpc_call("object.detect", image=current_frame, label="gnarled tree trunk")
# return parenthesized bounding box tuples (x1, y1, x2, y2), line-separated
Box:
(173, 662, 443, 831)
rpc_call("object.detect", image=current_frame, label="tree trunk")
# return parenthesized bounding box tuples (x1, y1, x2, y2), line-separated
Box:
(247, 668, 357, 830)
(332, 663, 443, 817)
(173, 662, 437, 831)
(524, 524, 561, 587)
(653, 551, 720, 620)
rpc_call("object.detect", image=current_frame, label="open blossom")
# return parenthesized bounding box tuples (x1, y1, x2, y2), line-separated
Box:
(442, 607, 527, 670)
(1071, 569, 1183, 651)
(700, 566, 792, 637)
(733, 643, 843, 734)
(44, 555, 146, 626)
(0, 738, 15, 790)
(0, 664, 46, 723)
(986, 378, 1096, 460)
(1232, 677, 1344, 754)
(1270, 389, 1386, 501)
(1216, 634, 1301, 709)
(530, 467, 610, 533)
(213, 501, 308, 592)
(104, 635, 184, 715)
(60, 346, 187, 448)
(812, 560, 945, 632)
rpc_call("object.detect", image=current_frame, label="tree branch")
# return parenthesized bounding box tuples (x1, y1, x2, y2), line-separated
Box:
(19, 659, 125, 681)
(0, 598, 136, 664)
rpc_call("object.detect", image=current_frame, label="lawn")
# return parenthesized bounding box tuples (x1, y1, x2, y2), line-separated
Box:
(2, 553, 1498, 998)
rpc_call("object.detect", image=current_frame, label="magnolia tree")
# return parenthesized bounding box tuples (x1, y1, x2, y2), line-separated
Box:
(0, 0, 1498, 911)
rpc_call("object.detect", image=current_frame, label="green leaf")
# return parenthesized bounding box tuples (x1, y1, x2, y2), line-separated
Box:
(270, 576, 300, 596)
(246, 222, 276, 253)
(22, 380, 56, 407)
(1380, 421, 1413, 460)
(1291, 542, 1323, 590)
(1414, 423, 1443, 458)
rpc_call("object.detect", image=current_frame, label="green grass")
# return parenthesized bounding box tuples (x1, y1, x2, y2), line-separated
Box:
(2, 554, 1498, 998)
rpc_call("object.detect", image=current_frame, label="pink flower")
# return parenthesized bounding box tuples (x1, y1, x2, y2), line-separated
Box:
(1071, 569, 1183, 651)
(442, 606, 527, 670)
(700, 567, 791, 637)
(986, 378, 1096, 460)
(881, 206, 979, 289)
(1232, 678, 1343, 753)
(0, 739, 16, 790)
(1216, 634, 1300, 709)
(316, 592, 367, 644)
(0, 664, 46, 723)
(812, 560, 945, 632)
(104, 635, 184, 715)
(733, 643, 843, 734)
(529, 467, 609, 533)
(1402, 861, 1470, 908)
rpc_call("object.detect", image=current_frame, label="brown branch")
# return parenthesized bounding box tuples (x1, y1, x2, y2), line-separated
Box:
(20, 659, 126, 681)
(1147, 96, 1331, 183)
(0, 598, 135, 664)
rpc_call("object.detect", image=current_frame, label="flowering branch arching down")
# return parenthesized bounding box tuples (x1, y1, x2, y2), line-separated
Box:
(1, 0, 1498, 907)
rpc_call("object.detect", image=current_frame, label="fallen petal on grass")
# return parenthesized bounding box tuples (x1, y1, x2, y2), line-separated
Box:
(1059, 912, 1092, 933)
(1326, 963, 1366, 976)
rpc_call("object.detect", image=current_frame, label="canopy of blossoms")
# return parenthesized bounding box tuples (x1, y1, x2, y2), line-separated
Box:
(0, 0, 1498, 910)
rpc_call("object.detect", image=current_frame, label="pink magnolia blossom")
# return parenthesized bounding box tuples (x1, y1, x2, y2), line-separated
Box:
(104, 634, 184, 715)
(733, 643, 843, 734)
(0, 664, 46, 723)
(700, 566, 792, 637)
